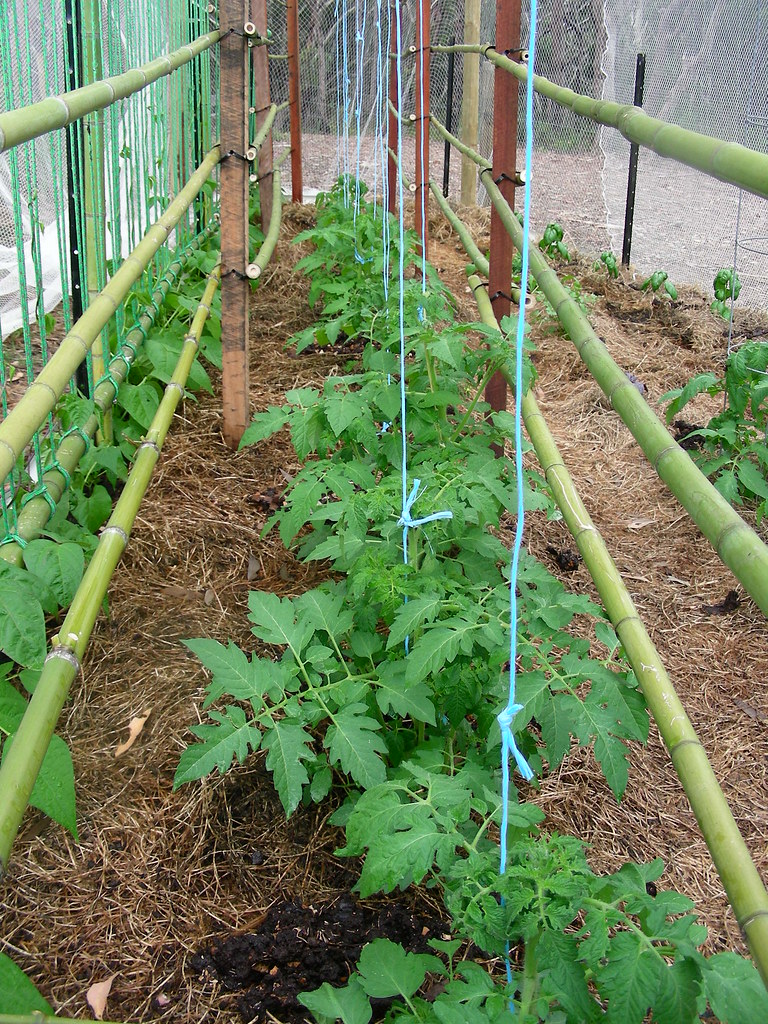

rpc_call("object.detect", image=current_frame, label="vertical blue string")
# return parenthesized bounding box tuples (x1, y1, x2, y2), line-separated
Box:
(498, 0, 539, 998)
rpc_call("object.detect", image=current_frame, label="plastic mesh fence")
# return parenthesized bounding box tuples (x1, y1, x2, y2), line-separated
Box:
(271, 0, 767, 305)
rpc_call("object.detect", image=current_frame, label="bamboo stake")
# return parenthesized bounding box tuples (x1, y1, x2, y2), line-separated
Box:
(413, 0, 430, 259)
(431, 114, 768, 616)
(246, 166, 283, 279)
(0, 31, 224, 154)
(387, 0, 399, 213)
(0, 148, 221, 488)
(430, 43, 768, 200)
(470, 274, 768, 990)
(0, 224, 216, 564)
(252, 0, 274, 234)
(460, 0, 481, 205)
(0, 266, 221, 878)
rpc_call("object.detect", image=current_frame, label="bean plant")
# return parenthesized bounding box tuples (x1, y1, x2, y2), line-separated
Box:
(177, 180, 768, 1023)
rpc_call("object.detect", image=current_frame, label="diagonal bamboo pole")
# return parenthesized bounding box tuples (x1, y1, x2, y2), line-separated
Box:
(0, 147, 221, 489)
(430, 42, 768, 200)
(430, 114, 768, 618)
(246, 158, 286, 280)
(469, 274, 768, 990)
(0, 31, 224, 154)
(0, 223, 216, 563)
(0, 265, 221, 878)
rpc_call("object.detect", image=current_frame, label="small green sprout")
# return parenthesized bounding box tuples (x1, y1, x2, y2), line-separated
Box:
(711, 268, 741, 319)
(539, 222, 570, 261)
(641, 270, 678, 300)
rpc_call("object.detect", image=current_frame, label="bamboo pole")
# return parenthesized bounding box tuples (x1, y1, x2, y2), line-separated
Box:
(428, 181, 532, 309)
(469, 275, 768, 989)
(286, 0, 303, 203)
(81, 0, 109, 438)
(387, 0, 399, 213)
(486, 0, 522, 421)
(414, 0, 430, 259)
(0, 224, 216, 564)
(460, 0, 481, 205)
(430, 113, 768, 617)
(0, 147, 221, 488)
(430, 42, 768, 200)
(0, 31, 223, 154)
(246, 165, 283, 279)
(253, 0, 274, 233)
(0, 266, 221, 878)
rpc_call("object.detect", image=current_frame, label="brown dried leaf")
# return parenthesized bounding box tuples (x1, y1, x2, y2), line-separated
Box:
(86, 974, 117, 1019)
(114, 713, 150, 758)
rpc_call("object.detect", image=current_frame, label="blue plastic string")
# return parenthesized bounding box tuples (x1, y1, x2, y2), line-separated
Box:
(498, 0, 539, 1000)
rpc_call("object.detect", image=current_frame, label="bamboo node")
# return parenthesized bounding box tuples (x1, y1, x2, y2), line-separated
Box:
(166, 381, 187, 397)
(44, 646, 81, 674)
(137, 440, 160, 455)
(101, 524, 129, 545)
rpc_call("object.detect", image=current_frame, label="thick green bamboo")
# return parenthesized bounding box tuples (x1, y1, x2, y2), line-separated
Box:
(0, 266, 221, 878)
(470, 274, 768, 989)
(0, 31, 224, 154)
(0, 147, 221, 490)
(246, 166, 283, 279)
(431, 114, 768, 618)
(430, 44, 768, 200)
(250, 102, 278, 153)
(0, 223, 216, 564)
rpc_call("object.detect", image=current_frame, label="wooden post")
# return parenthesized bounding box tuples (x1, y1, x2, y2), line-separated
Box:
(460, 0, 481, 205)
(286, 0, 303, 203)
(387, 0, 399, 212)
(220, 0, 251, 448)
(252, 0, 274, 232)
(485, 0, 521, 423)
(414, 0, 430, 259)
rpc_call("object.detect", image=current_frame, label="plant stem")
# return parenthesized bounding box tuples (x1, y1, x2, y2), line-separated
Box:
(518, 930, 540, 1019)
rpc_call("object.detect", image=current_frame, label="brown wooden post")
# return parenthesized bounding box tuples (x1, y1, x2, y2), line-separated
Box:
(387, 0, 399, 212)
(286, 0, 303, 202)
(220, 0, 251, 449)
(485, 0, 521, 423)
(252, 0, 274, 232)
(414, 0, 430, 259)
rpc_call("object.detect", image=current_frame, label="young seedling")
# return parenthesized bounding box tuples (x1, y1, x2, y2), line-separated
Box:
(538, 222, 569, 261)
(596, 251, 619, 278)
(711, 267, 741, 318)
(641, 269, 678, 300)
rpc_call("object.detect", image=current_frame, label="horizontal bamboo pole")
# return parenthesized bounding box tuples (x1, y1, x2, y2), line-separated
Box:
(469, 273, 768, 990)
(0, 223, 216, 565)
(428, 181, 532, 309)
(0, 32, 224, 154)
(0, 265, 221, 878)
(0, 147, 221, 491)
(431, 114, 768, 617)
(430, 43, 768, 200)
(246, 167, 283, 279)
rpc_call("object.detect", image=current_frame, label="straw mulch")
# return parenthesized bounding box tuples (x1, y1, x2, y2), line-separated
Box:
(0, 200, 766, 1023)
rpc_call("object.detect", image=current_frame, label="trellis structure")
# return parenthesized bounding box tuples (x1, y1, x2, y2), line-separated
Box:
(0, 0, 767, 1017)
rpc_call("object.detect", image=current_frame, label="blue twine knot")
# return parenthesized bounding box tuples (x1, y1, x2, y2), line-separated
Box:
(397, 477, 453, 557)
(498, 704, 534, 784)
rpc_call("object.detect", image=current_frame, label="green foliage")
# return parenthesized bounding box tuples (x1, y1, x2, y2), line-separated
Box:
(710, 268, 741, 319)
(641, 270, 678, 301)
(538, 223, 569, 261)
(0, 951, 52, 1014)
(596, 251, 619, 278)
(662, 340, 768, 520)
(177, 181, 761, 1023)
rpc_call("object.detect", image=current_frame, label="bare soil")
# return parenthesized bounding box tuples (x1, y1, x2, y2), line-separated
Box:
(1, 199, 766, 1023)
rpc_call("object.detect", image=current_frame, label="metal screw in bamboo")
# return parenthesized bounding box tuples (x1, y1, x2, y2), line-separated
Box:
(0, 223, 217, 563)
(430, 114, 768, 619)
(468, 272, 768, 991)
(0, 147, 221, 490)
(0, 31, 224, 154)
(430, 42, 768, 201)
(0, 265, 221, 878)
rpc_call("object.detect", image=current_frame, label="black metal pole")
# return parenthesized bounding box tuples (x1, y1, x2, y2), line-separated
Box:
(621, 52, 645, 267)
(442, 36, 455, 198)
(64, 0, 89, 395)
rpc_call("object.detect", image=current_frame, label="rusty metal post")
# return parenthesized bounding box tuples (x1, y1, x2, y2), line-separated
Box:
(414, 0, 430, 259)
(387, 0, 399, 212)
(286, 0, 303, 203)
(220, 0, 251, 448)
(485, 0, 522, 424)
(252, 0, 274, 232)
